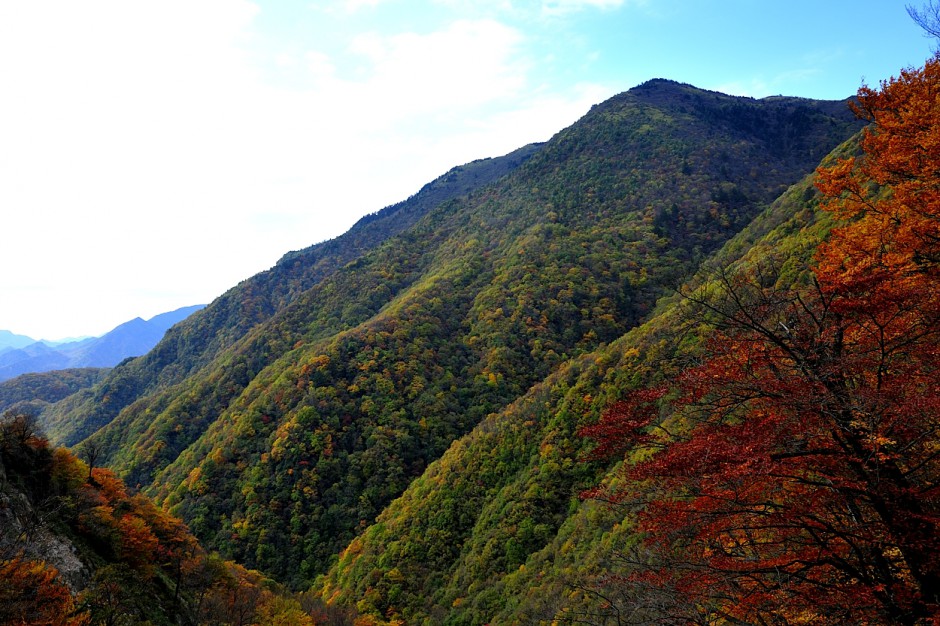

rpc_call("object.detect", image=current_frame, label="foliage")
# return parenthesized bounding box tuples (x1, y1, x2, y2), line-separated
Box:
(581, 58, 940, 624)
(0, 557, 86, 625)
(61, 81, 860, 591)
(88, 82, 860, 590)
(312, 163, 846, 624)
(24, 79, 863, 620)
(0, 367, 107, 416)
(0, 411, 337, 625)
(41, 145, 540, 450)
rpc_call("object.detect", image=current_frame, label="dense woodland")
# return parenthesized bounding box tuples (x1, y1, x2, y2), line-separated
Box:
(2, 48, 938, 625)
(578, 59, 940, 625)
(48, 79, 863, 592)
(0, 369, 108, 417)
(0, 410, 351, 625)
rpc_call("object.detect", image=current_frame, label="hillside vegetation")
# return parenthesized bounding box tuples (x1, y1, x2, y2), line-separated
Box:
(43, 79, 865, 598)
(571, 60, 940, 625)
(311, 61, 940, 625)
(0, 368, 108, 416)
(41, 145, 540, 450)
(314, 141, 850, 623)
(0, 411, 328, 625)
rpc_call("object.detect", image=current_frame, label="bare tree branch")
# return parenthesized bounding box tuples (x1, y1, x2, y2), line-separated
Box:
(908, 1, 940, 41)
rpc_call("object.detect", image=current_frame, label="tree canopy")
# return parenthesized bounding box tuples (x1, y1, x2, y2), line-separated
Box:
(583, 57, 940, 624)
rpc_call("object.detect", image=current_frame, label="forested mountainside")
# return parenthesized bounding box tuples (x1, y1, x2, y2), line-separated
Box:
(0, 411, 337, 625)
(41, 144, 540, 448)
(315, 150, 848, 623)
(324, 64, 940, 625)
(42, 78, 864, 597)
(0, 368, 108, 416)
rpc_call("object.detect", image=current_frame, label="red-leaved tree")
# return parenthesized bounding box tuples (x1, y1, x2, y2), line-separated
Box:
(582, 57, 940, 625)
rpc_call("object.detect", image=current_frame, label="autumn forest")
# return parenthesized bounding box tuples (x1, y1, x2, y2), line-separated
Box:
(2, 20, 939, 626)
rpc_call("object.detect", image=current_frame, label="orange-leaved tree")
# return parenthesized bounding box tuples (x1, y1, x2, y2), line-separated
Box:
(0, 558, 87, 626)
(582, 57, 940, 625)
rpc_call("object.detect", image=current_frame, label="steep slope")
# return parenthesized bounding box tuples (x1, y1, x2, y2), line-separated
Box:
(58, 80, 862, 589)
(42, 144, 541, 446)
(0, 368, 108, 416)
(0, 412, 324, 626)
(313, 149, 852, 622)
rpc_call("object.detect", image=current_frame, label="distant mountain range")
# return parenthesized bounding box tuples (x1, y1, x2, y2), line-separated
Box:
(0, 329, 37, 351)
(0, 305, 205, 382)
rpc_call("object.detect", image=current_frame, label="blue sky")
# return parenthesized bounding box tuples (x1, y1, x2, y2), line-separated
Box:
(0, 0, 933, 339)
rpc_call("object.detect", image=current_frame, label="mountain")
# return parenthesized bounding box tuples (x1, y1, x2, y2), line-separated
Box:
(43, 78, 865, 598)
(0, 368, 109, 416)
(0, 305, 205, 383)
(39, 144, 541, 450)
(0, 330, 36, 352)
(0, 341, 69, 374)
(65, 304, 206, 368)
(315, 156, 850, 623)
(64, 318, 163, 368)
(0, 411, 325, 625)
(148, 305, 208, 333)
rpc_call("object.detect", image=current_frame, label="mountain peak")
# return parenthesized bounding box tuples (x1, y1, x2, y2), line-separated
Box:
(634, 77, 690, 90)
(0, 306, 204, 382)
(0, 330, 37, 351)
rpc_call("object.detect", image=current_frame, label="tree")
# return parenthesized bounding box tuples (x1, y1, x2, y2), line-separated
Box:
(196, 560, 267, 626)
(0, 557, 87, 625)
(254, 594, 316, 626)
(78, 565, 142, 626)
(908, 1, 940, 40)
(79, 440, 102, 482)
(583, 58, 940, 624)
(0, 409, 42, 449)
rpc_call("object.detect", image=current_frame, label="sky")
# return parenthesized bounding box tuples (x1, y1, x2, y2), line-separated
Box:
(0, 0, 933, 340)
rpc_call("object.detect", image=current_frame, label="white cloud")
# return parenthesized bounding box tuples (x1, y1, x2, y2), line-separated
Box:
(305, 50, 336, 81)
(541, 0, 627, 17)
(0, 1, 275, 336)
(425, 0, 634, 19)
(346, 20, 527, 115)
(430, 0, 515, 11)
(0, 3, 608, 339)
(338, 0, 388, 12)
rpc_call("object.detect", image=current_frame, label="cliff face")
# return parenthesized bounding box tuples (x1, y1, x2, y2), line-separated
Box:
(0, 412, 88, 597)
(0, 412, 203, 625)
(0, 484, 88, 592)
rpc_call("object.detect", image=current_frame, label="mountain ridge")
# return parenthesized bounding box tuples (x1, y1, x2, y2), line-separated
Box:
(40, 144, 542, 449)
(0, 305, 205, 383)
(0, 330, 37, 352)
(44, 79, 865, 594)
(314, 142, 856, 622)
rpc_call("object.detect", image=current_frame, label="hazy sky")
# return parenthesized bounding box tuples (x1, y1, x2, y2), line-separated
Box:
(0, 0, 933, 340)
